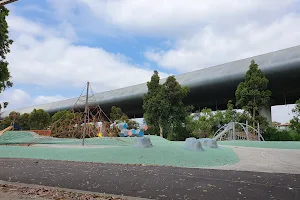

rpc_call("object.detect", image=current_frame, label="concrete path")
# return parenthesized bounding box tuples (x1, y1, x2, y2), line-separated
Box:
(0, 158, 299, 200)
(211, 146, 300, 174)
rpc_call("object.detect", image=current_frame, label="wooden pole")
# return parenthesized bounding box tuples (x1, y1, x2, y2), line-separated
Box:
(82, 82, 89, 146)
(0, 0, 18, 6)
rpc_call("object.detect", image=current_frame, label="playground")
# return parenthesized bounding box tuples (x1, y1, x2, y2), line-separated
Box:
(0, 130, 300, 174)
(0, 82, 299, 174)
(0, 131, 239, 168)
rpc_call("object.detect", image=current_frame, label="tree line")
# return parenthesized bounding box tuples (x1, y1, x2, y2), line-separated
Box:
(0, 109, 51, 130)
(142, 61, 300, 141)
(0, 106, 140, 133)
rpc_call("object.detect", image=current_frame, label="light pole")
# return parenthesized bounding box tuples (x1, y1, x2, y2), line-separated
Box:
(0, 0, 18, 6)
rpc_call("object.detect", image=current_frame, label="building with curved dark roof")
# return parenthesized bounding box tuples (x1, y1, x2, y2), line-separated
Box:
(1, 45, 300, 121)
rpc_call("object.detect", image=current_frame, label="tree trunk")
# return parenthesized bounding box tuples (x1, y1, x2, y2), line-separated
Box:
(159, 123, 163, 137)
(158, 117, 163, 137)
(252, 108, 256, 129)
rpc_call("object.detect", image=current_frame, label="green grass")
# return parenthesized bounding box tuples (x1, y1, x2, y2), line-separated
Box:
(219, 140, 300, 149)
(0, 131, 239, 168)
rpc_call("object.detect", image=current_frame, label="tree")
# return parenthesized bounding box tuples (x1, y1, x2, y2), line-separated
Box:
(29, 109, 51, 130)
(0, 116, 10, 129)
(0, 6, 13, 111)
(127, 119, 139, 129)
(19, 113, 30, 130)
(0, 102, 8, 112)
(163, 75, 191, 140)
(143, 71, 168, 137)
(192, 108, 217, 138)
(290, 99, 300, 133)
(143, 71, 191, 139)
(110, 106, 128, 122)
(0, 111, 19, 129)
(224, 100, 235, 123)
(235, 60, 272, 127)
(51, 110, 68, 123)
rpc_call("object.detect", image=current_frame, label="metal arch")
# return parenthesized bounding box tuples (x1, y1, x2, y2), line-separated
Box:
(238, 122, 265, 141)
(213, 121, 265, 141)
(236, 123, 249, 140)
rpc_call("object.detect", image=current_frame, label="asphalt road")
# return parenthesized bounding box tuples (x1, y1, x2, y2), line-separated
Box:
(0, 158, 299, 200)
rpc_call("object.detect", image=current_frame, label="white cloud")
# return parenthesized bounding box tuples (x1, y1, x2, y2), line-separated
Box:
(47, 0, 300, 73)
(145, 14, 300, 72)
(6, 14, 166, 93)
(7, 15, 56, 38)
(0, 89, 31, 109)
(0, 89, 68, 112)
(74, 0, 296, 37)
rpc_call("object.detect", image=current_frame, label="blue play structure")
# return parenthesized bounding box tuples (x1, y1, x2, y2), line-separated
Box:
(110, 121, 148, 137)
(13, 123, 22, 131)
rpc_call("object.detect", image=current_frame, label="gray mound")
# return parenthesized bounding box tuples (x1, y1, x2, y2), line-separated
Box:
(199, 138, 218, 148)
(133, 137, 153, 148)
(184, 137, 204, 151)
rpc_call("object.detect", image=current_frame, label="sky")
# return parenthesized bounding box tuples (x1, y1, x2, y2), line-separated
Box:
(0, 0, 300, 123)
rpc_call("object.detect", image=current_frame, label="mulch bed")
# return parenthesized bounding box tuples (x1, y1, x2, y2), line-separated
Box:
(0, 183, 127, 200)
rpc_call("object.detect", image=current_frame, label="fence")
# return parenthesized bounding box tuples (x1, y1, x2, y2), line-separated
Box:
(25, 130, 52, 137)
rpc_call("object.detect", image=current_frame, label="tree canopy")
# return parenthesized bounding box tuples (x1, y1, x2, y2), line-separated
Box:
(290, 99, 300, 133)
(110, 106, 128, 122)
(143, 71, 191, 140)
(0, 109, 50, 130)
(143, 71, 166, 137)
(0, 6, 13, 112)
(235, 60, 272, 126)
(28, 109, 51, 130)
(19, 113, 30, 130)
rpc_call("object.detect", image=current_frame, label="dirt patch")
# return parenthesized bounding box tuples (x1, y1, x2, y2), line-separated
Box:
(0, 182, 145, 200)
(0, 144, 33, 146)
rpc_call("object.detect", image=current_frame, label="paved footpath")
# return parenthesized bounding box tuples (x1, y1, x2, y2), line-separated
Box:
(0, 158, 299, 200)
(212, 146, 300, 174)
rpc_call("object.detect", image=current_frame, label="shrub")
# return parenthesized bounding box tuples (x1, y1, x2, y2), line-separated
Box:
(290, 130, 300, 141)
(263, 127, 300, 141)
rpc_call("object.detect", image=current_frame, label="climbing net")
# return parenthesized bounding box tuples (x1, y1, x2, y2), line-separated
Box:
(51, 105, 112, 138)
(51, 83, 112, 138)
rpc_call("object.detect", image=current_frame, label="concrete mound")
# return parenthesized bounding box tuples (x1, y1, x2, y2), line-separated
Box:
(199, 138, 218, 148)
(133, 137, 153, 148)
(184, 137, 204, 151)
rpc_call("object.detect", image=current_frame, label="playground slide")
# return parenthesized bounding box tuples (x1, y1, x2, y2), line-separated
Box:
(213, 128, 228, 141)
(0, 126, 13, 136)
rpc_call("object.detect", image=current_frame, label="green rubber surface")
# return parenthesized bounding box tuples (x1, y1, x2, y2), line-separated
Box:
(0, 131, 239, 168)
(219, 140, 300, 149)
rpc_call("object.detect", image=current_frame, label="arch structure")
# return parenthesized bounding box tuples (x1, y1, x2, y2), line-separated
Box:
(213, 122, 264, 141)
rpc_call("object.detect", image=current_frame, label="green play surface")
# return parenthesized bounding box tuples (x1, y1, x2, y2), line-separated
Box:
(0, 131, 239, 168)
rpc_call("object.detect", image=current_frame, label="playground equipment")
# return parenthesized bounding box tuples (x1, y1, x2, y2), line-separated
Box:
(0, 0, 18, 6)
(0, 126, 13, 136)
(213, 121, 264, 141)
(199, 138, 218, 148)
(110, 121, 148, 137)
(133, 137, 153, 148)
(13, 123, 22, 131)
(184, 137, 204, 151)
(51, 82, 111, 140)
(51, 105, 110, 138)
